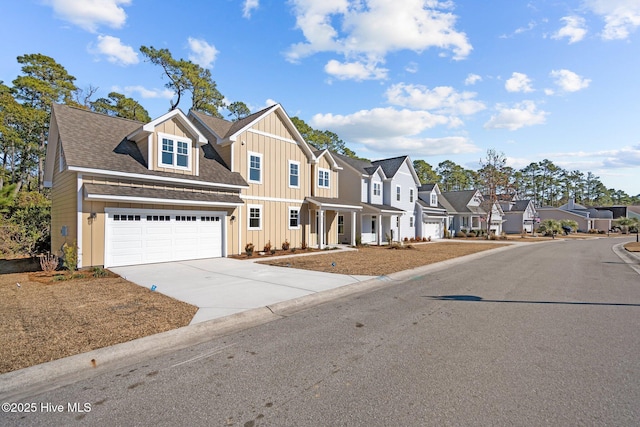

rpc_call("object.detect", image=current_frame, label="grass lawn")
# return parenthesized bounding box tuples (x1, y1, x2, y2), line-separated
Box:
(0, 258, 196, 374)
(258, 241, 510, 276)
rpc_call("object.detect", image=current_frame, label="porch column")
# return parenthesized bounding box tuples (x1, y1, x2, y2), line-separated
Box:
(397, 214, 402, 243)
(377, 214, 382, 245)
(318, 209, 325, 249)
(351, 211, 356, 246)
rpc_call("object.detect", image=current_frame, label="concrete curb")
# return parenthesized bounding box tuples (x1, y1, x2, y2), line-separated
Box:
(612, 242, 640, 275)
(0, 241, 527, 401)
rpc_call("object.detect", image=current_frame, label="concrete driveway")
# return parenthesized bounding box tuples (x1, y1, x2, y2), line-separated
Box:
(111, 257, 374, 324)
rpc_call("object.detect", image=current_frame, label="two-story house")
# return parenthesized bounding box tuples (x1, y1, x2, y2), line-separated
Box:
(45, 103, 359, 268)
(45, 104, 248, 268)
(333, 154, 421, 244)
(416, 183, 449, 239)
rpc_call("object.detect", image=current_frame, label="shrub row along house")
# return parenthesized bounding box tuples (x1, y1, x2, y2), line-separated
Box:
(45, 103, 528, 268)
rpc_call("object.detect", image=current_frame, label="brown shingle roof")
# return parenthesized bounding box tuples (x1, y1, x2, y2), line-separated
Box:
(84, 183, 244, 205)
(53, 104, 247, 188)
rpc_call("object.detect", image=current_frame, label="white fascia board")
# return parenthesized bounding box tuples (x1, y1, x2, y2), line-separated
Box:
(130, 109, 208, 144)
(85, 193, 243, 207)
(67, 166, 249, 190)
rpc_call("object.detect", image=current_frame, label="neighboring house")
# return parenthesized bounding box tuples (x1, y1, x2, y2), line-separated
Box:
(333, 154, 421, 244)
(499, 199, 537, 234)
(416, 183, 448, 239)
(537, 199, 612, 232)
(439, 190, 487, 234)
(45, 103, 360, 268)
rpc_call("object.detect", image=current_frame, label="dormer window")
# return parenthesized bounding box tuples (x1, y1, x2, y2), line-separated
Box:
(158, 133, 191, 170)
(431, 193, 437, 206)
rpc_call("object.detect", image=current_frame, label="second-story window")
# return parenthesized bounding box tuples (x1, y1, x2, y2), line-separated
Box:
(289, 161, 299, 188)
(249, 152, 262, 183)
(373, 182, 381, 196)
(318, 168, 330, 188)
(431, 193, 437, 206)
(409, 188, 414, 203)
(396, 186, 401, 202)
(159, 133, 191, 170)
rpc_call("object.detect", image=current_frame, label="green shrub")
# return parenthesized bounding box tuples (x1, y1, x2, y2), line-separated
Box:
(62, 241, 78, 272)
(456, 230, 467, 238)
(92, 266, 107, 278)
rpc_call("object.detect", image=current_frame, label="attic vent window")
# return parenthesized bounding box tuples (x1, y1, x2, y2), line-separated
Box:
(158, 132, 191, 170)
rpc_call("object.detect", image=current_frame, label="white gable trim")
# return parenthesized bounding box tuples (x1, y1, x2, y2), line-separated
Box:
(127, 109, 207, 145)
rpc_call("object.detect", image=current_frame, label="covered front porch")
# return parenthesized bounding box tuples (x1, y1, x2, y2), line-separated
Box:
(306, 197, 362, 249)
(359, 203, 405, 245)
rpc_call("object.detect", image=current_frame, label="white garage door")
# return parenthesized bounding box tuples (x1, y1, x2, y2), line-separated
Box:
(422, 221, 442, 240)
(105, 209, 224, 267)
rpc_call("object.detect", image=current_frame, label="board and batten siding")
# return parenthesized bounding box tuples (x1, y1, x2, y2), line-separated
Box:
(50, 141, 77, 257)
(244, 200, 307, 251)
(313, 156, 339, 199)
(150, 118, 198, 176)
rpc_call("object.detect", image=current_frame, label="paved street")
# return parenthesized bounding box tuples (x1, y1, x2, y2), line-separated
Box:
(3, 238, 640, 426)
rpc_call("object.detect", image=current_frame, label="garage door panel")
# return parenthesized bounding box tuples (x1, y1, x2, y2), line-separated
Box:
(106, 210, 223, 267)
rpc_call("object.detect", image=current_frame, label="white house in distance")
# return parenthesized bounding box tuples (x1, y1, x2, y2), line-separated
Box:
(332, 154, 421, 244)
(417, 183, 448, 239)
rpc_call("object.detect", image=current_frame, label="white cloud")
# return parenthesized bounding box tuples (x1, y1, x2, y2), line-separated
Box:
(93, 35, 138, 65)
(385, 83, 486, 116)
(505, 72, 534, 93)
(549, 144, 640, 168)
(552, 16, 588, 43)
(464, 73, 482, 85)
(44, 0, 131, 33)
(484, 100, 548, 130)
(116, 85, 175, 99)
(550, 69, 591, 92)
(584, 0, 640, 40)
(311, 107, 458, 142)
(325, 59, 388, 81)
(405, 62, 419, 73)
(187, 38, 219, 69)
(363, 136, 480, 156)
(243, 0, 259, 18)
(286, 0, 472, 80)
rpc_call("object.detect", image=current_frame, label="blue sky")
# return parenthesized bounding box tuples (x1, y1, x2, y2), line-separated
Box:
(2, 0, 640, 196)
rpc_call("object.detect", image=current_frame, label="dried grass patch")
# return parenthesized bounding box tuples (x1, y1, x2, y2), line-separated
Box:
(0, 270, 197, 374)
(259, 241, 509, 276)
(625, 242, 640, 252)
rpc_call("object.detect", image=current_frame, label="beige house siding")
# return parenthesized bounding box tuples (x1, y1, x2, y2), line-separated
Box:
(76, 175, 242, 265)
(195, 123, 232, 168)
(150, 118, 199, 176)
(50, 141, 77, 257)
(244, 200, 306, 252)
(313, 156, 339, 198)
(235, 118, 311, 200)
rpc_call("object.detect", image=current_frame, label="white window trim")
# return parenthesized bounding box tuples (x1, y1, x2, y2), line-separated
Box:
(248, 151, 263, 184)
(288, 206, 301, 229)
(409, 188, 414, 203)
(157, 132, 192, 171)
(396, 185, 401, 202)
(288, 160, 300, 189)
(373, 182, 381, 196)
(410, 216, 414, 227)
(318, 168, 330, 189)
(431, 193, 437, 206)
(338, 214, 344, 235)
(248, 204, 262, 230)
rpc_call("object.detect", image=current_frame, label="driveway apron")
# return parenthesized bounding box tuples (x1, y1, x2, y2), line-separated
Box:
(111, 258, 374, 324)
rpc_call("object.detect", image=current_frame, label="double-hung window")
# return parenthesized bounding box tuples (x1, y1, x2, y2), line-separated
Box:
(409, 188, 414, 203)
(248, 205, 262, 230)
(373, 182, 381, 196)
(248, 152, 262, 183)
(318, 168, 330, 188)
(338, 215, 344, 234)
(159, 133, 191, 170)
(289, 161, 300, 188)
(289, 208, 300, 229)
(431, 194, 437, 206)
(396, 186, 401, 202)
